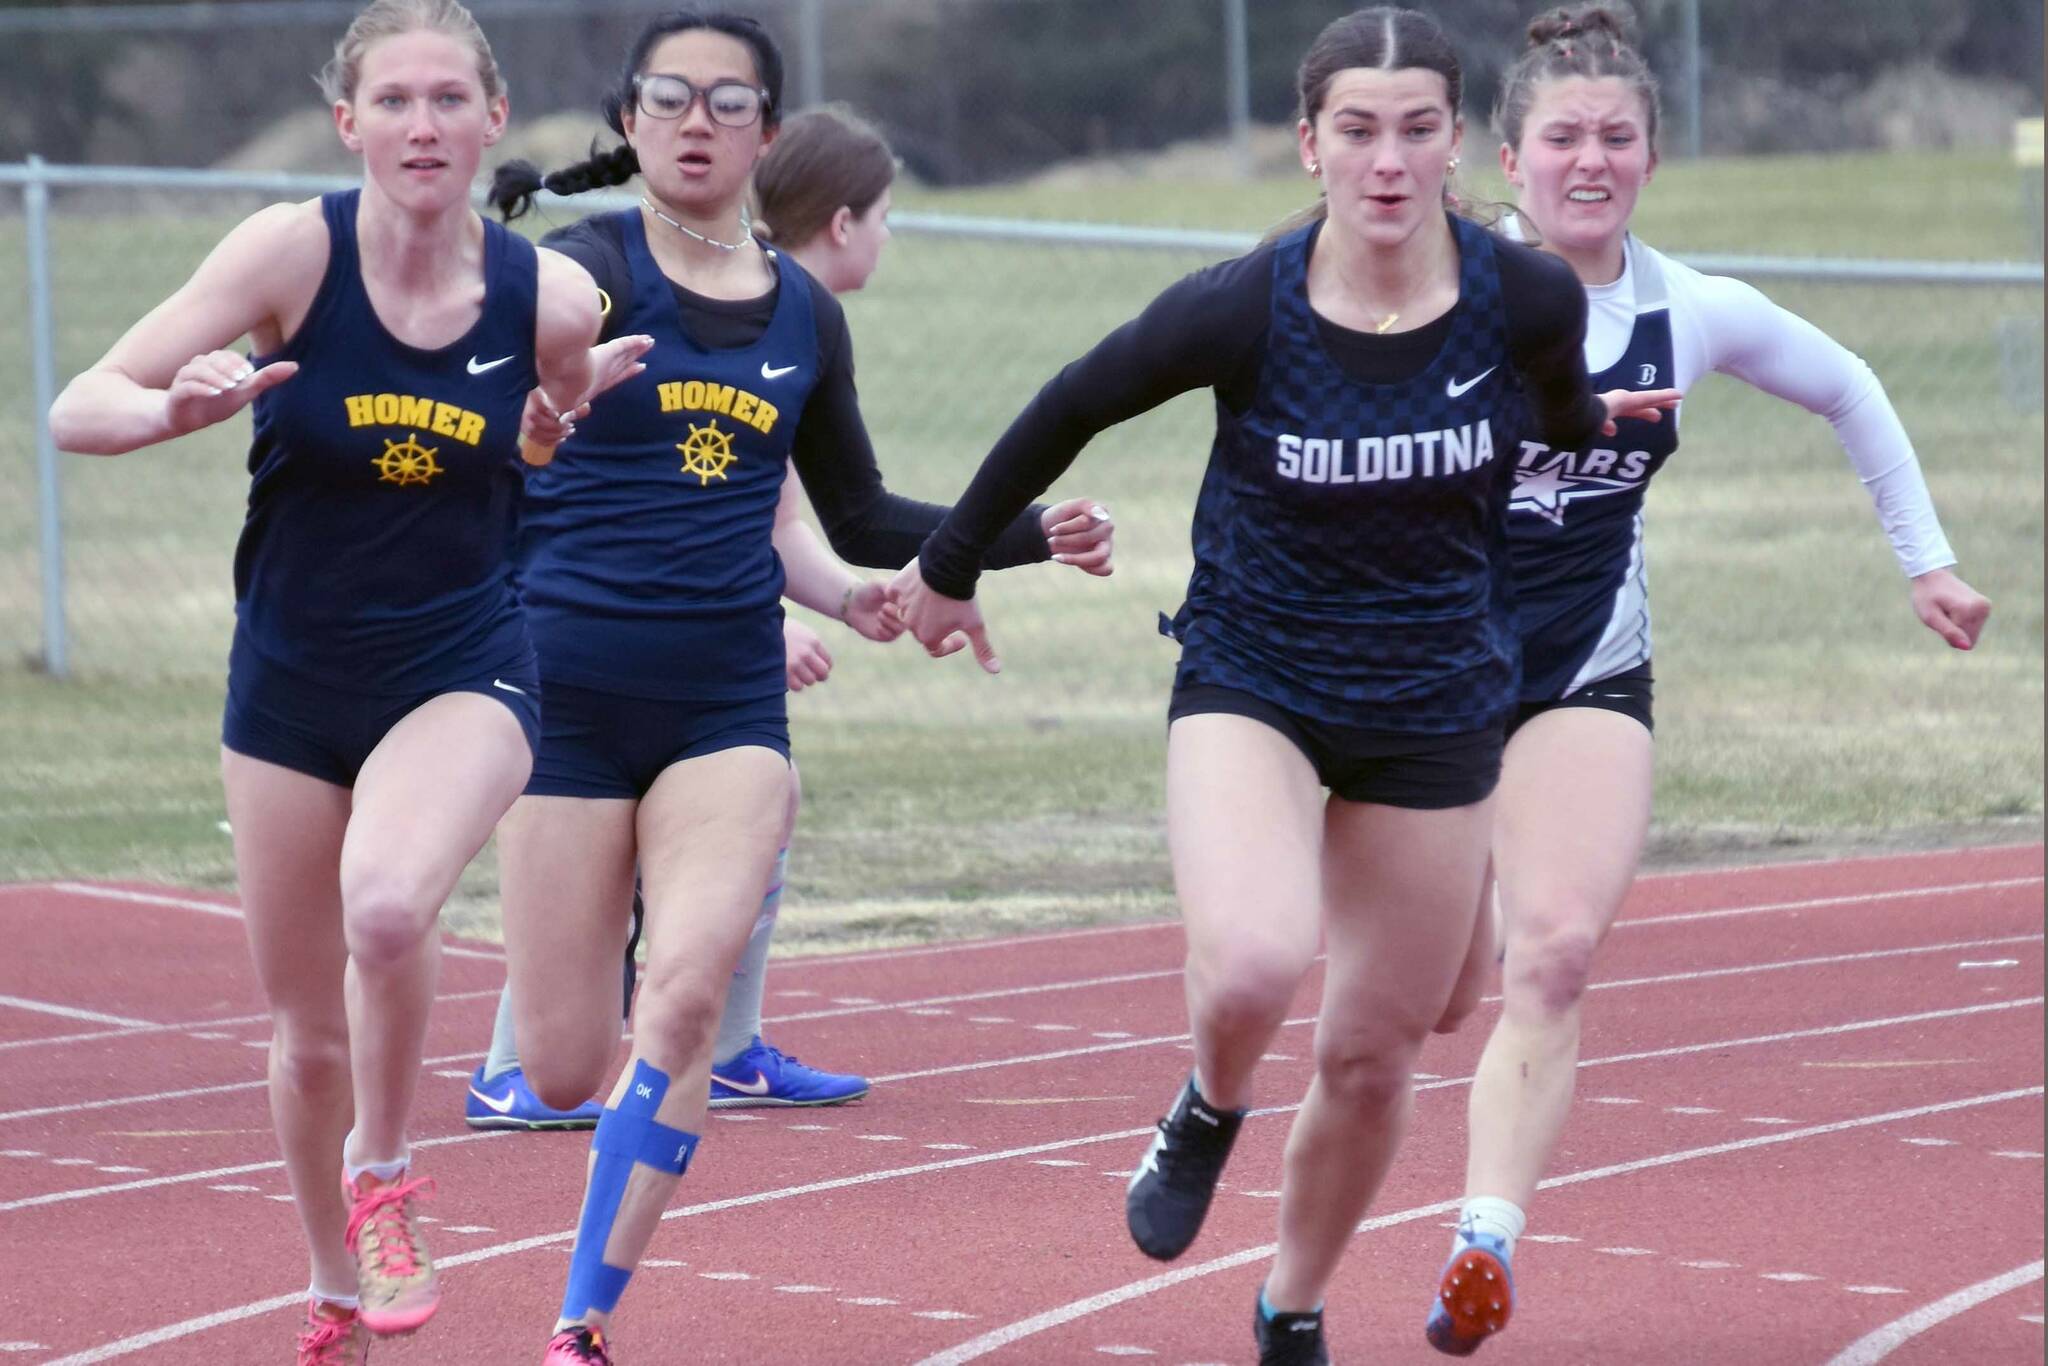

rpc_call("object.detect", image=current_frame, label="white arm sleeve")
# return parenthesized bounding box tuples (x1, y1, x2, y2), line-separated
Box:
(1671, 263, 1957, 577)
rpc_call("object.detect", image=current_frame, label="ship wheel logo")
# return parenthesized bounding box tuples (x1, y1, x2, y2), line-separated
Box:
(677, 419, 738, 486)
(372, 433, 444, 487)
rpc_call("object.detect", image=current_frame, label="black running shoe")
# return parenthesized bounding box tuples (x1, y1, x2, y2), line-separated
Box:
(1125, 1074, 1244, 1260)
(1254, 1298, 1330, 1366)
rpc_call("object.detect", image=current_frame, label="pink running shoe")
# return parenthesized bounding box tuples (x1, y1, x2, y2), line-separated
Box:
(544, 1325, 614, 1363)
(295, 1300, 369, 1365)
(343, 1169, 440, 1335)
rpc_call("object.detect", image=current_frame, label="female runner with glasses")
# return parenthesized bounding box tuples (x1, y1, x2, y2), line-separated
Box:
(484, 12, 1115, 1362)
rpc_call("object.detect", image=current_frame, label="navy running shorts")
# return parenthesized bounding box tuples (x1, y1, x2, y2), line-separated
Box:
(222, 631, 541, 788)
(1506, 662, 1654, 741)
(525, 681, 790, 800)
(1168, 682, 1503, 810)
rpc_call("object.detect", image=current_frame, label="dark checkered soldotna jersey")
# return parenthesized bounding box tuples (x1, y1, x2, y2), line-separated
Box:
(1167, 216, 1521, 734)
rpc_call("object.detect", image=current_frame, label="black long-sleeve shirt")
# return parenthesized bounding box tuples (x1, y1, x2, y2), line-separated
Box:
(920, 227, 1603, 599)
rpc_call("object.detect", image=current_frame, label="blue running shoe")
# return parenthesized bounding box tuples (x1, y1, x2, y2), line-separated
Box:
(463, 1065, 601, 1131)
(1425, 1231, 1514, 1356)
(708, 1036, 869, 1108)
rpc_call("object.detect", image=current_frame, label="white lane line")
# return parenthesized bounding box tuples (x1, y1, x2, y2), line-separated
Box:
(0, 987, 502, 1055)
(1992, 1150, 2043, 1159)
(784, 857, 2046, 968)
(10, 995, 2036, 1216)
(0, 1125, 506, 1213)
(40, 883, 505, 961)
(1845, 1286, 1908, 1296)
(913, 1087, 2044, 1365)
(1618, 877, 2043, 931)
(1900, 1138, 1958, 1147)
(0, 1040, 492, 1125)
(0, 995, 157, 1028)
(1762, 1272, 1824, 1283)
(33, 1012, 2040, 1362)
(762, 914, 2043, 1035)
(16, 875, 2037, 1066)
(1680, 1260, 1738, 1270)
(870, 937, 2042, 1086)
(1823, 1261, 2045, 1365)
(770, 969, 1181, 1024)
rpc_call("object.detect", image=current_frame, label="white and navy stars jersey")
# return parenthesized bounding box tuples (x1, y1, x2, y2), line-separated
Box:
(920, 213, 1613, 735)
(236, 189, 538, 691)
(1507, 234, 1678, 699)
(1501, 217, 1958, 701)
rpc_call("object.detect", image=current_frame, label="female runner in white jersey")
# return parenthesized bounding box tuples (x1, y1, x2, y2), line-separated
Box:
(1422, 5, 1992, 1356)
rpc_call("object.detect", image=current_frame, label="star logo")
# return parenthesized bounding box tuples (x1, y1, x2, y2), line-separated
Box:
(677, 419, 737, 485)
(1510, 456, 1637, 526)
(372, 433, 443, 486)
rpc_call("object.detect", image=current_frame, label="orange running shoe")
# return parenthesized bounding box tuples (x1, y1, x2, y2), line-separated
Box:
(1425, 1232, 1514, 1356)
(343, 1169, 439, 1335)
(295, 1300, 369, 1365)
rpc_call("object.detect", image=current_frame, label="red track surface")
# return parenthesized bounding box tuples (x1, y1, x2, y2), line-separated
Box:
(0, 845, 2041, 1363)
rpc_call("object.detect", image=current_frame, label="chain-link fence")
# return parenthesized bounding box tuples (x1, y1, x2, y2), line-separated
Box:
(1, 0, 2042, 179)
(1, 0, 2043, 904)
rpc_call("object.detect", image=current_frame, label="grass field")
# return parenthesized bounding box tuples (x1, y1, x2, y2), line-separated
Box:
(0, 148, 2040, 946)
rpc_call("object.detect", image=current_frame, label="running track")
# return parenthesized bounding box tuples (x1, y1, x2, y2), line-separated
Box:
(0, 844, 2041, 1363)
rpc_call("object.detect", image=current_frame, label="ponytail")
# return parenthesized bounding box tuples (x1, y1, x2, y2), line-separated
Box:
(487, 142, 641, 221)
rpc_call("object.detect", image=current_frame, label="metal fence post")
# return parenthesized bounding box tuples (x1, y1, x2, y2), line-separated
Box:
(796, 0, 824, 110)
(1680, 0, 1703, 158)
(1223, 0, 1251, 180)
(25, 154, 69, 680)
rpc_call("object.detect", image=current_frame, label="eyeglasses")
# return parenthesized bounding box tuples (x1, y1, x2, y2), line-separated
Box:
(632, 73, 769, 128)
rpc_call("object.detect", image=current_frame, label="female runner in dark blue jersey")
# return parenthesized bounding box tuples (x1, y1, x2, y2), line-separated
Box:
(892, 9, 1678, 1361)
(47, 2, 648, 1359)
(482, 14, 1114, 1364)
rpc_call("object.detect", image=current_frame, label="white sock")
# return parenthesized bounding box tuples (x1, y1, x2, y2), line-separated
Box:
(309, 1284, 360, 1311)
(1454, 1196, 1526, 1259)
(342, 1131, 409, 1186)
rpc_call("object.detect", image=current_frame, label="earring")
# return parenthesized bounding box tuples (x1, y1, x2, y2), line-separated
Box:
(1448, 156, 1461, 173)
(1308, 159, 1321, 178)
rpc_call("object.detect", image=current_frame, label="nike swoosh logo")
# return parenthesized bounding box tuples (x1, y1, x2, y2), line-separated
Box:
(491, 678, 527, 696)
(1446, 366, 1497, 398)
(711, 1070, 772, 1096)
(760, 362, 798, 380)
(468, 1085, 517, 1114)
(467, 354, 514, 375)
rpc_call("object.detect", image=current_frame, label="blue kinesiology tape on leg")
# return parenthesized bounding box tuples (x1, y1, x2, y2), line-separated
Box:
(560, 1059, 701, 1321)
